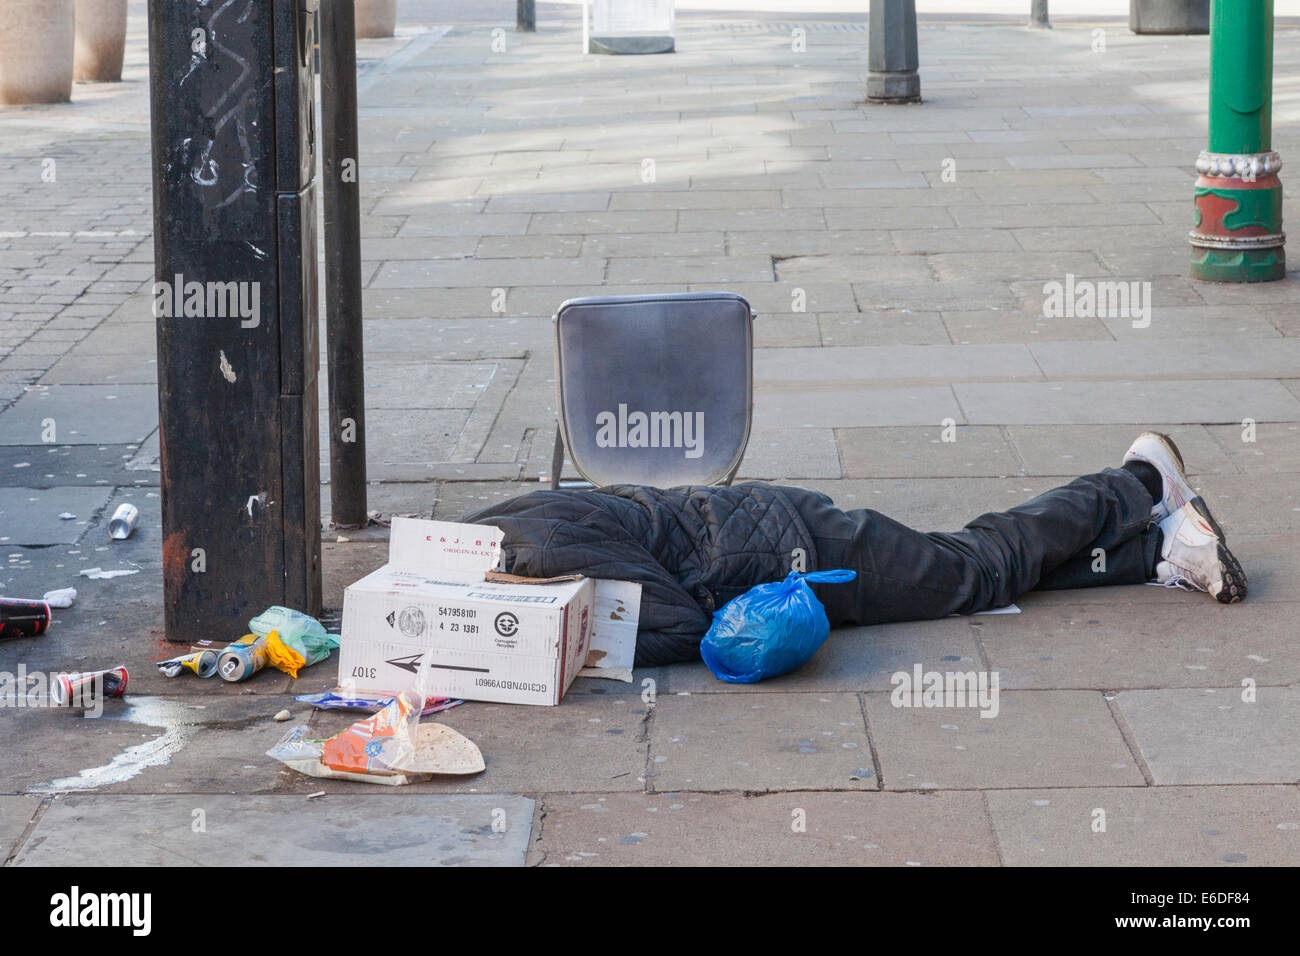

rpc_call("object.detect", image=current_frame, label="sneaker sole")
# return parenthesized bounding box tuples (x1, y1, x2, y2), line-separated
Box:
(1152, 432, 1227, 541)
(1213, 541, 1248, 604)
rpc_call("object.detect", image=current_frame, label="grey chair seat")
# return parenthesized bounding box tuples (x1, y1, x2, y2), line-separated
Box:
(552, 291, 755, 489)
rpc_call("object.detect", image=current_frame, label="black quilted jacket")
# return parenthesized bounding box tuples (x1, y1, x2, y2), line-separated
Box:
(463, 483, 822, 666)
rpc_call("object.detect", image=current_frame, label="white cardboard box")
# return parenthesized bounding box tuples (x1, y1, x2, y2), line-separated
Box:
(339, 518, 595, 706)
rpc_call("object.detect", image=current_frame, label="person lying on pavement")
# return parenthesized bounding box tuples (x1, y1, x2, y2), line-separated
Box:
(464, 432, 1246, 668)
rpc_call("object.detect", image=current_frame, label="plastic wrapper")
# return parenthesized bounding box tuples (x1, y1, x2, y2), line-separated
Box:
(248, 606, 340, 678)
(267, 655, 482, 785)
(700, 569, 856, 684)
(295, 690, 463, 717)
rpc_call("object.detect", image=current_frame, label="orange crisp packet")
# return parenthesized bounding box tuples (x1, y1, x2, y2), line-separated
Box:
(320, 692, 418, 776)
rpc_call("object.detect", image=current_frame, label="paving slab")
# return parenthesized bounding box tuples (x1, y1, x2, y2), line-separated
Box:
(0, 384, 158, 445)
(774, 255, 933, 284)
(372, 257, 607, 288)
(975, 601, 1300, 690)
(68, 314, 156, 348)
(461, 236, 586, 263)
(1206, 422, 1300, 475)
(1208, 534, 1300, 603)
(277, 694, 650, 796)
(329, 359, 512, 410)
(40, 348, 158, 385)
(863, 690, 1144, 791)
(955, 380, 1300, 426)
(1006, 423, 1236, 477)
(752, 313, 822, 347)
(891, 228, 1021, 254)
(350, 408, 470, 464)
(582, 231, 725, 258)
(360, 235, 478, 260)
(648, 692, 876, 792)
(837, 425, 1020, 478)
(668, 617, 982, 696)
(0, 485, 115, 546)
(854, 280, 1023, 313)
(755, 344, 1041, 386)
(754, 385, 963, 430)
(942, 309, 1114, 344)
(607, 254, 774, 284)
(1169, 474, 1300, 536)
(735, 427, 842, 479)
(4, 692, 302, 795)
(709, 281, 858, 315)
(726, 229, 894, 258)
(3, 486, 167, 613)
(430, 480, 534, 520)
(0, 796, 41, 862)
(1114, 687, 1300, 785)
(986, 785, 1300, 867)
(13, 793, 532, 866)
(1031, 339, 1300, 382)
(359, 316, 551, 358)
(531, 790, 998, 866)
(817, 311, 951, 347)
(928, 250, 1107, 283)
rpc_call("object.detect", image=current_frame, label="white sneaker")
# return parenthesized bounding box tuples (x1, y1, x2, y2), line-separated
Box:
(1122, 431, 1223, 536)
(1154, 503, 1247, 604)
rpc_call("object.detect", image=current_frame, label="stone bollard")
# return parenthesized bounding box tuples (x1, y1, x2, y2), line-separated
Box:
(867, 0, 921, 104)
(74, 0, 128, 83)
(356, 0, 397, 39)
(0, 0, 75, 104)
(1131, 0, 1210, 35)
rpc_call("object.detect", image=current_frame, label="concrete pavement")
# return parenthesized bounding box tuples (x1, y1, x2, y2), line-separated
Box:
(0, 6, 1297, 866)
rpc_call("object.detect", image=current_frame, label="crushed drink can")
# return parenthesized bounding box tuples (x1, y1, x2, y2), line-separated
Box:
(108, 503, 139, 540)
(217, 633, 271, 682)
(0, 598, 51, 640)
(157, 649, 218, 679)
(53, 667, 128, 705)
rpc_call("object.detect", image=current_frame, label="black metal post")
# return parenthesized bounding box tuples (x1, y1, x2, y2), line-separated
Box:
(1030, 0, 1051, 28)
(867, 0, 921, 104)
(320, 0, 368, 528)
(147, 0, 322, 641)
(517, 0, 536, 32)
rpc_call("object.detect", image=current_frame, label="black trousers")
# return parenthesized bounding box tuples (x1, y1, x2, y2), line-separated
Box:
(799, 468, 1162, 628)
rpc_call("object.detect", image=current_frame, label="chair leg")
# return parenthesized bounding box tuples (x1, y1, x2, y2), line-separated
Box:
(550, 426, 565, 491)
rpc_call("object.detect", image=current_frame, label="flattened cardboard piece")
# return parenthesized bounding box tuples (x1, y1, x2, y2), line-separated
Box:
(484, 571, 585, 586)
(387, 517, 502, 576)
(579, 579, 642, 683)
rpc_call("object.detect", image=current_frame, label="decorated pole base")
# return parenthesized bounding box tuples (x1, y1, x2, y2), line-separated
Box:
(1190, 151, 1286, 282)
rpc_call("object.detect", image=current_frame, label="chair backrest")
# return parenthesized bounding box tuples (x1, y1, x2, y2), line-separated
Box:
(554, 291, 754, 488)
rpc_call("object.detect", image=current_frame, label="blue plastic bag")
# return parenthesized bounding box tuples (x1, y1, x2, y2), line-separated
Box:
(699, 569, 856, 683)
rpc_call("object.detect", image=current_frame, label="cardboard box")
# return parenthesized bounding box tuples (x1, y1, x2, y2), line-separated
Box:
(340, 518, 595, 706)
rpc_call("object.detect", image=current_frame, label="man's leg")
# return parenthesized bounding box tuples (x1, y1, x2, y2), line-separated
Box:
(1033, 526, 1161, 591)
(795, 466, 1155, 627)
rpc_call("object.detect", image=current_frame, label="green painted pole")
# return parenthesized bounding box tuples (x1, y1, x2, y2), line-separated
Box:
(1190, 0, 1285, 281)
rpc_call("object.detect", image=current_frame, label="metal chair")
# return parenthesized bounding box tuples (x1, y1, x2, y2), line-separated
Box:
(550, 291, 755, 489)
